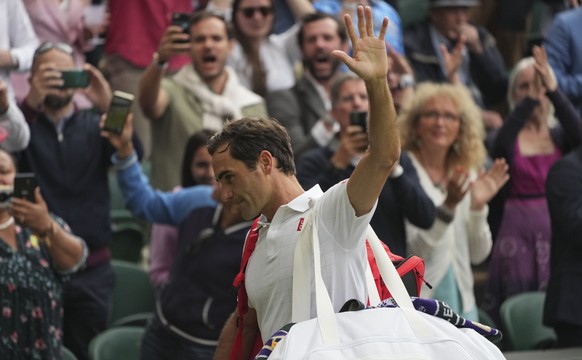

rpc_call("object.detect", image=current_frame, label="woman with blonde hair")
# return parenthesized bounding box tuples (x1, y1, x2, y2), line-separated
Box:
(483, 46, 582, 325)
(399, 82, 509, 321)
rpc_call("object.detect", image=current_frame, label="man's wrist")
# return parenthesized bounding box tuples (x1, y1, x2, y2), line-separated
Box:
(152, 52, 168, 70)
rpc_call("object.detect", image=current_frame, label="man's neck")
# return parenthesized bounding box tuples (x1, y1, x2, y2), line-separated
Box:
(263, 175, 305, 222)
(205, 71, 229, 95)
(44, 103, 75, 124)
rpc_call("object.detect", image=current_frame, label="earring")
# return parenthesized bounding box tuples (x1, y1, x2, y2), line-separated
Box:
(453, 141, 460, 153)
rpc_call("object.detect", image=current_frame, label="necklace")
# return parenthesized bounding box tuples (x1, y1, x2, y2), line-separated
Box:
(0, 216, 14, 230)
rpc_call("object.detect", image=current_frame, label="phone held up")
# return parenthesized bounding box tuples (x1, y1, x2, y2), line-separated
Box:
(350, 111, 368, 133)
(59, 69, 89, 89)
(103, 91, 135, 135)
(14, 173, 37, 203)
(171, 12, 191, 43)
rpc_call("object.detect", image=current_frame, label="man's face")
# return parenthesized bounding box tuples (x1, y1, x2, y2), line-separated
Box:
(301, 18, 346, 82)
(32, 49, 75, 110)
(331, 79, 368, 129)
(213, 144, 268, 220)
(189, 18, 233, 83)
(429, 7, 470, 41)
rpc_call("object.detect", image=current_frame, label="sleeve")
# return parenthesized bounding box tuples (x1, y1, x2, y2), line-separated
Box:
(547, 89, 582, 149)
(0, 99, 30, 151)
(8, 0, 39, 72)
(50, 216, 89, 276)
(545, 15, 582, 103)
(114, 154, 216, 225)
(466, 206, 493, 265)
(317, 181, 377, 250)
(491, 97, 538, 159)
(272, 22, 301, 66)
(391, 153, 436, 230)
(469, 27, 509, 106)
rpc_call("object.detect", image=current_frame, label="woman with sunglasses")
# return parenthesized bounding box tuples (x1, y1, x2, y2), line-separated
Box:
(0, 148, 87, 359)
(229, 0, 314, 97)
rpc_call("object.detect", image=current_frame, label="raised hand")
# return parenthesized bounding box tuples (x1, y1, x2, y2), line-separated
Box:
(532, 45, 557, 92)
(157, 25, 191, 64)
(440, 35, 465, 85)
(331, 125, 369, 168)
(332, 5, 389, 82)
(82, 63, 112, 113)
(100, 113, 134, 158)
(470, 158, 509, 210)
(444, 167, 471, 210)
(25, 62, 65, 109)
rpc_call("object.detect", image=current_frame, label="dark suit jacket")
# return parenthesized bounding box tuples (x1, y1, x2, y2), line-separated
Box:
(267, 76, 327, 158)
(544, 146, 582, 328)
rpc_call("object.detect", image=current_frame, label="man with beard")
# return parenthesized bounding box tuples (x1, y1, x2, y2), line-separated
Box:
(18, 42, 142, 360)
(139, 11, 267, 191)
(267, 12, 349, 158)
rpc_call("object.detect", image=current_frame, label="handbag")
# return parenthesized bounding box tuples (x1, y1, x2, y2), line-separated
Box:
(261, 203, 506, 360)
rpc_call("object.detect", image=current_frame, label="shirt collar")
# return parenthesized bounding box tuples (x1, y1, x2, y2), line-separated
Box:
(257, 184, 323, 226)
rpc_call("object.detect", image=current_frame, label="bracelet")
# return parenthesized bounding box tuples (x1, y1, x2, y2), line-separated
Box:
(435, 204, 455, 224)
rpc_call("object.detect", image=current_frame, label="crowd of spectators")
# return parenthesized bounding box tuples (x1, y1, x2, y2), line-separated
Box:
(1, 0, 582, 358)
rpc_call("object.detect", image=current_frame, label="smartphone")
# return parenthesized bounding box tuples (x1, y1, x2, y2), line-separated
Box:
(350, 111, 368, 133)
(171, 12, 191, 43)
(14, 173, 37, 203)
(60, 69, 89, 89)
(103, 91, 135, 135)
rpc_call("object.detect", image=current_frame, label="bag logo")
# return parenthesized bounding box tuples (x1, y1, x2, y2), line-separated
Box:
(297, 218, 304, 231)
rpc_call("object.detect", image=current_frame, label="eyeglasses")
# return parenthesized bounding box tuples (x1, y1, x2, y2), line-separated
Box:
(33, 42, 74, 60)
(420, 111, 460, 123)
(239, 6, 273, 18)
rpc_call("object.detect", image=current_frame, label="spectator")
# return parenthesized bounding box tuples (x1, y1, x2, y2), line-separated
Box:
(0, 79, 30, 152)
(0, 0, 38, 97)
(267, 13, 349, 157)
(404, 0, 507, 131)
(11, 0, 108, 111)
(399, 82, 508, 320)
(102, 0, 193, 159)
(140, 11, 267, 191)
(212, 6, 399, 359)
(18, 41, 143, 360)
(545, 5, 582, 116)
(483, 46, 582, 325)
(228, 0, 314, 96)
(544, 144, 582, 348)
(103, 115, 252, 360)
(296, 73, 434, 256)
(148, 130, 216, 290)
(0, 147, 87, 359)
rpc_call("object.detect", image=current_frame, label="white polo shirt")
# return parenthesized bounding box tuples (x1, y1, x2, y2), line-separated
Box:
(245, 182, 376, 341)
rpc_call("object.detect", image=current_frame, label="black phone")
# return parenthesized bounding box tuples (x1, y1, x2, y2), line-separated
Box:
(104, 91, 135, 135)
(171, 12, 191, 43)
(350, 111, 368, 133)
(14, 173, 37, 203)
(60, 69, 89, 89)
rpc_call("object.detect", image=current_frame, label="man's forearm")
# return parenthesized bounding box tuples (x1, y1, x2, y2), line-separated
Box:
(138, 64, 165, 120)
(366, 78, 399, 165)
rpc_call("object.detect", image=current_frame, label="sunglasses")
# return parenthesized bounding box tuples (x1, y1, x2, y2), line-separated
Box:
(240, 6, 273, 18)
(34, 42, 74, 59)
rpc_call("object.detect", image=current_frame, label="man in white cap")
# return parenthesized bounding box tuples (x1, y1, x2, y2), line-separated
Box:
(404, 0, 507, 130)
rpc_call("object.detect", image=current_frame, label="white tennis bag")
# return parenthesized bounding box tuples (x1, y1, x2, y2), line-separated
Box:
(267, 205, 506, 360)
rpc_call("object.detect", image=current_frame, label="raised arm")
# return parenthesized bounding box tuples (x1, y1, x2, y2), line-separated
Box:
(332, 6, 399, 216)
(139, 25, 190, 120)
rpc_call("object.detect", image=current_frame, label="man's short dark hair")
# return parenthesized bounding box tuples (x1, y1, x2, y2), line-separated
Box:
(298, 13, 347, 49)
(207, 118, 296, 175)
(189, 11, 233, 39)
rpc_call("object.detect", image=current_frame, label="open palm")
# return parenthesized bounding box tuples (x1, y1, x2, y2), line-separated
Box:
(332, 6, 389, 81)
(471, 159, 510, 210)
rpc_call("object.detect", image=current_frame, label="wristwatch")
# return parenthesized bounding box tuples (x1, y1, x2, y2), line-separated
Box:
(152, 52, 168, 69)
(399, 74, 415, 89)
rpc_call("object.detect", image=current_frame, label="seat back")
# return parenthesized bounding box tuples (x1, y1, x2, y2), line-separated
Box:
(89, 326, 145, 360)
(500, 291, 557, 351)
(110, 260, 156, 327)
(62, 347, 77, 360)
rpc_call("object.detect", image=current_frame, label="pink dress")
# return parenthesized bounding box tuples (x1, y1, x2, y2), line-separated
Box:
(484, 141, 562, 324)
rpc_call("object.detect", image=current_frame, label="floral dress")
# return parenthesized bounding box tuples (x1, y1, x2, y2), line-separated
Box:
(0, 219, 77, 360)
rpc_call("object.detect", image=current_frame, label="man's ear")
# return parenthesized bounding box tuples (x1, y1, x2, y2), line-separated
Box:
(258, 150, 273, 174)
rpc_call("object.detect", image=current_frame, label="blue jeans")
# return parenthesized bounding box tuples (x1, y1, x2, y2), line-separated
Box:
(140, 316, 216, 360)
